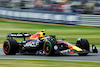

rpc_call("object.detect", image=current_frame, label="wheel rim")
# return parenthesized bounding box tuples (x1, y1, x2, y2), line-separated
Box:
(3, 41, 10, 53)
(44, 42, 51, 54)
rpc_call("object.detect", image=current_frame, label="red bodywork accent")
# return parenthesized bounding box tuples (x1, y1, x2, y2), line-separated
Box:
(57, 42, 61, 44)
(57, 41, 73, 49)
(60, 51, 74, 55)
(27, 41, 32, 43)
(69, 51, 74, 53)
(28, 32, 40, 39)
(68, 46, 73, 49)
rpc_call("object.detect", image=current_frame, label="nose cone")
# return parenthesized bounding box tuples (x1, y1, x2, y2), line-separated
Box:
(72, 46, 82, 51)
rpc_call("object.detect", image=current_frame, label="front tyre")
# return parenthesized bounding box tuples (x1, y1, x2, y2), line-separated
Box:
(3, 39, 18, 55)
(76, 38, 90, 56)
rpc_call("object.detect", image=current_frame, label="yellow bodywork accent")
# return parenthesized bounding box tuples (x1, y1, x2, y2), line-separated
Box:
(39, 32, 46, 40)
(40, 32, 46, 37)
(72, 46, 82, 51)
(43, 51, 45, 53)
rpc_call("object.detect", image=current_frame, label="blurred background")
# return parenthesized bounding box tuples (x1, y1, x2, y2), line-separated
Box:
(0, 0, 100, 14)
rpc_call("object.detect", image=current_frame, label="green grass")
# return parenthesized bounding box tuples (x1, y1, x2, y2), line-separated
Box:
(0, 18, 100, 47)
(0, 59, 100, 67)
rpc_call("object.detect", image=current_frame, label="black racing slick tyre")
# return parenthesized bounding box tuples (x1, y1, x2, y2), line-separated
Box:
(43, 40, 56, 56)
(76, 39, 90, 56)
(3, 39, 18, 55)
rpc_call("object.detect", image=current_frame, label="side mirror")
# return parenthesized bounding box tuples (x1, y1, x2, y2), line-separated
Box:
(41, 29, 46, 32)
(62, 38, 66, 40)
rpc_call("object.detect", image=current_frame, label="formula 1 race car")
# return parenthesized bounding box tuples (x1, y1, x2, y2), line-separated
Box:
(3, 30, 98, 56)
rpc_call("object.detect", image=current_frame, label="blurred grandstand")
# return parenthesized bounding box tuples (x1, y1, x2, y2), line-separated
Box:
(0, 0, 100, 13)
(0, 0, 34, 9)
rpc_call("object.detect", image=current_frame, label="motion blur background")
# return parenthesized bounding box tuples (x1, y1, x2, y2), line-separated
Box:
(0, 0, 100, 27)
(0, 0, 100, 14)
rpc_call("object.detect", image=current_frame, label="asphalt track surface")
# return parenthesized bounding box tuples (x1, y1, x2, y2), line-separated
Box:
(0, 47, 100, 62)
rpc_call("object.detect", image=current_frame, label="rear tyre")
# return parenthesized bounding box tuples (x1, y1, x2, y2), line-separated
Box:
(43, 40, 56, 56)
(76, 39, 90, 56)
(3, 39, 18, 55)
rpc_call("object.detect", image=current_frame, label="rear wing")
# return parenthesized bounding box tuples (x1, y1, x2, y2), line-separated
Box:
(7, 33, 31, 41)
